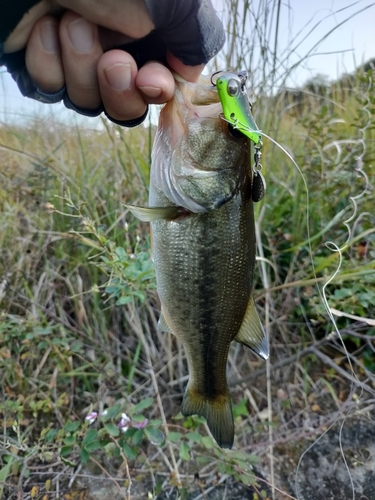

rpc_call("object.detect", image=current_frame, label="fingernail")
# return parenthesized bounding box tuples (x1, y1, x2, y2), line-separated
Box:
(68, 18, 95, 53)
(104, 63, 132, 91)
(138, 86, 162, 98)
(40, 20, 59, 53)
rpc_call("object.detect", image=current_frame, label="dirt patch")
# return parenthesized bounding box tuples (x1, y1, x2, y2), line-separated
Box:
(274, 417, 375, 499)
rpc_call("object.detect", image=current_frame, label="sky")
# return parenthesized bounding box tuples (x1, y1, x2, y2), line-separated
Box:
(272, 0, 375, 86)
(0, 0, 374, 126)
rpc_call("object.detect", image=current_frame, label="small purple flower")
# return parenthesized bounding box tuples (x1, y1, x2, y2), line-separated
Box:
(134, 418, 148, 430)
(118, 413, 131, 433)
(85, 412, 98, 425)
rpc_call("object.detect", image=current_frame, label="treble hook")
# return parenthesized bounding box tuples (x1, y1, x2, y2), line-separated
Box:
(210, 69, 249, 88)
(210, 70, 227, 86)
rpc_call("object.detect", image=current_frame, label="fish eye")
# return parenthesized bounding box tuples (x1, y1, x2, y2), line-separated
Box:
(227, 79, 239, 96)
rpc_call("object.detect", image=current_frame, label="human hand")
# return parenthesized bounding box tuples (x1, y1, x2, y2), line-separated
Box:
(1, 0, 225, 126)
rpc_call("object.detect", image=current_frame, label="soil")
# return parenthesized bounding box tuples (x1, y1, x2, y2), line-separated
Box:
(275, 416, 375, 500)
(74, 468, 272, 500)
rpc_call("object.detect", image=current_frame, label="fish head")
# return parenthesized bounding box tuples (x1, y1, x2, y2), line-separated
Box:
(150, 74, 252, 212)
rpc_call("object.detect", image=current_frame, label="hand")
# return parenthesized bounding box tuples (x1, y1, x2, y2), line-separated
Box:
(2, 0, 224, 124)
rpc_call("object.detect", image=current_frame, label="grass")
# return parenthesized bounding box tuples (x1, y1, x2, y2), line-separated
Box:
(1, 7, 375, 500)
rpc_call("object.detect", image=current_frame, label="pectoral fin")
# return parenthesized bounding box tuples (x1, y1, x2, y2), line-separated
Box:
(125, 204, 180, 222)
(235, 297, 269, 359)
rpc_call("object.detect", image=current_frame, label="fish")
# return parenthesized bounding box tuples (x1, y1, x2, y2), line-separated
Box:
(126, 71, 268, 449)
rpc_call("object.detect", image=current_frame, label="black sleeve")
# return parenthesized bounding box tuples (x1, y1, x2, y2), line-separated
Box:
(144, 0, 225, 66)
(0, 0, 39, 42)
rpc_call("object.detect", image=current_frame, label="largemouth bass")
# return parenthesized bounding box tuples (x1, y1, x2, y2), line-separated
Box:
(127, 72, 268, 449)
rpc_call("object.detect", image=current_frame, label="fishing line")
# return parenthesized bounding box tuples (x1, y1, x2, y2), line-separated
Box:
(231, 121, 341, 496)
(258, 106, 371, 498)
(255, 133, 346, 497)
(311, 75, 372, 499)
(218, 68, 370, 495)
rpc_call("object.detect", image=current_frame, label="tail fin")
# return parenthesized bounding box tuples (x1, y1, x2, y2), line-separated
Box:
(181, 387, 234, 449)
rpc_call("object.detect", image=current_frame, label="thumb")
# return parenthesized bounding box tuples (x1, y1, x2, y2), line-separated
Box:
(166, 52, 204, 83)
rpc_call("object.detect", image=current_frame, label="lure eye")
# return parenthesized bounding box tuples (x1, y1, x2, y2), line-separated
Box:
(227, 79, 239, 96)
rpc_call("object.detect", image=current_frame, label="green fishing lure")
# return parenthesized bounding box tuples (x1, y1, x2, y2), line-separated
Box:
(215, 71, 262, 145)
(215, 71, 266, 201)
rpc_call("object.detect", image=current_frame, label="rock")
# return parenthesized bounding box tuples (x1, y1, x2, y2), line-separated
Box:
(278, 418, 375, 499)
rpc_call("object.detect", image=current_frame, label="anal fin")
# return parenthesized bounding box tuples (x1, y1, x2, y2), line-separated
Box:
(157, 309, 175, 335)
(235, 297, 269, 359)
